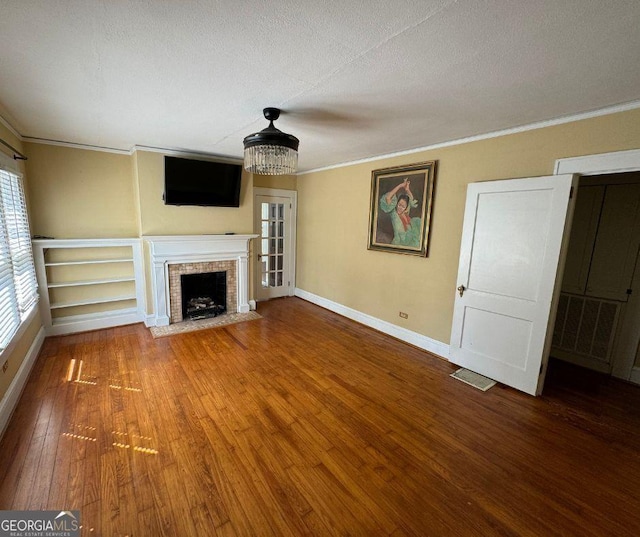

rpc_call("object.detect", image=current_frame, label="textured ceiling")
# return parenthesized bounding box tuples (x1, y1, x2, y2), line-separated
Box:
(1, 0, 639, 172)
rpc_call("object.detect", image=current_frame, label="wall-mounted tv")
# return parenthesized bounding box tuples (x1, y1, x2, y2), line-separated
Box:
(163, 156, 242, 207)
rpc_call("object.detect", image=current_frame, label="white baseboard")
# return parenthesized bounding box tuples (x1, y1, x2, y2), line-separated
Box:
(47, 309, 143, 336)
(294, 288, 450, 359)
(0, 327, 46, 440)
(630, 367, 640, 386)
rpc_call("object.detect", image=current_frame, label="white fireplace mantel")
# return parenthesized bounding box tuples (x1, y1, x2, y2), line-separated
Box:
(144, 234, 257, 326)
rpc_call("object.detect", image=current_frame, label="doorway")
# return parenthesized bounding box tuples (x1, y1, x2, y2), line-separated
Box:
(253, 188, 297, 302)
(552, 172, 640, 383)
(554, 149, 640, 385)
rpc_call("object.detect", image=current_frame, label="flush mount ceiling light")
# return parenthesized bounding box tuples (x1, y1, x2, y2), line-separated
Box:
(243, 107, 299, 175)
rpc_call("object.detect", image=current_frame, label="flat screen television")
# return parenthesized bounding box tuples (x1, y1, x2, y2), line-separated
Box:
(163, 156, 242, 207)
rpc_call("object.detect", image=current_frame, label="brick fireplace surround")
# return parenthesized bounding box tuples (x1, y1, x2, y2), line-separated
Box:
(144, 235, 257, 327)
(169, 260, 236, 323)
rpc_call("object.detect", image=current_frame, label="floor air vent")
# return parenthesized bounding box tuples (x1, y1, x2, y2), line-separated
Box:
(450, 368, 497, 391)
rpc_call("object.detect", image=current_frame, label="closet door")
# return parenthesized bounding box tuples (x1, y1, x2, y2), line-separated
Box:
(586, 183, 640, 301)
(561, 186, 604, 294)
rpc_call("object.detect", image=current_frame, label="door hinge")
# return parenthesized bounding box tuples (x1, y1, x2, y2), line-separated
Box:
(569, 186, 574, 199)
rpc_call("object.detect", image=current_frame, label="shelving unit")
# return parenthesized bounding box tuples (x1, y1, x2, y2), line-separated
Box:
(45, 257, 134, 266)
(47, 276, 136, 288)
(32, 238, 145, 336)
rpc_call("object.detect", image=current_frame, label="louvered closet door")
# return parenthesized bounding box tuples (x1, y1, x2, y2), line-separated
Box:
(552, 294, 620, 373)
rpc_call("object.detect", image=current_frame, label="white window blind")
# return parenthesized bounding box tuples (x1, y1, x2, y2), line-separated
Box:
(0, 165, 38, 351)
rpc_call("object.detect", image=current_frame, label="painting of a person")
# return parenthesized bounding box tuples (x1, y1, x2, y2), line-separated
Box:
(379, 178, 422, 248)
(368, 161, 435, 256)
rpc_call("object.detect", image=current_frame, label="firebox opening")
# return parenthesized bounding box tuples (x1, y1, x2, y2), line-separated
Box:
(180, 271, 227, 321)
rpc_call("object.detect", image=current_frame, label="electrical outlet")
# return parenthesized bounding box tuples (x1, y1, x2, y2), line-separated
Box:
(2, 360, 8, 373)
(399, 312, 408, 319)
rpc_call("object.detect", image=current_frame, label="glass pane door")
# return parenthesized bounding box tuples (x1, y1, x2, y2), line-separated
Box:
(256, 195, 291, 300)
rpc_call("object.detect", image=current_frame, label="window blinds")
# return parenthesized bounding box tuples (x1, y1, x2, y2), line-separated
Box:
(0, 166, 38, 350)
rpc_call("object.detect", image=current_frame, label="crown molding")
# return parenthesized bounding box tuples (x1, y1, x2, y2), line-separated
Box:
(15, 138, 243, 163)
(298, 99, 640, 176)
(22, 137, 131, 155)
(5, 98, 640, 171)
(131, 145, 242, 164)
(0, 114, 23, 140)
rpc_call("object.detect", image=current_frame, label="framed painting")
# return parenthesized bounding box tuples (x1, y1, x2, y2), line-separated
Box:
(367, 160, 436, 256)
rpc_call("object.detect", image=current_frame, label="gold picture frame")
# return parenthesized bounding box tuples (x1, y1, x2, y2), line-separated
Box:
(367, 160, 436, 257)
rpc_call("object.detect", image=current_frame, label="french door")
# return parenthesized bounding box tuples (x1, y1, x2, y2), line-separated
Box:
(254, 189, 297, 301)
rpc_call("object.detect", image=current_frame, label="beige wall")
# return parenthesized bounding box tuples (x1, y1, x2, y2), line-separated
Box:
(24, 143, 138, 238)
(0, 316, 42, 403)
(0, 123, 43, 405)
(22, 146, 282, 315)
(253, 173, 297, 190)
(296, 108, 640, 346)
(134, 150, 257, 313)
(135, 150, 254, 236)
(22, 143, 295, 241)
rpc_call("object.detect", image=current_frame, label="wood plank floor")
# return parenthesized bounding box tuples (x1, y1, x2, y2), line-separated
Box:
(1, 297, 639, 536)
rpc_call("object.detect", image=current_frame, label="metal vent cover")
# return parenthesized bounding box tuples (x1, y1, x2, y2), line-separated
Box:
(450, 368, 497, 392)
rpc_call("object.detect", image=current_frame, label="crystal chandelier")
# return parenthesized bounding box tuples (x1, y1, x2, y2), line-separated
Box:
(243, 108, 299, 175)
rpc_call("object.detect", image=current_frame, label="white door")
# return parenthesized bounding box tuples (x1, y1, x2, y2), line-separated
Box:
(449, 174, 577, 395)
(254, 192, 296, 301)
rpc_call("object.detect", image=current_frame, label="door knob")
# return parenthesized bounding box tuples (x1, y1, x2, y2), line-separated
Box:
(457, 285, 466, 297)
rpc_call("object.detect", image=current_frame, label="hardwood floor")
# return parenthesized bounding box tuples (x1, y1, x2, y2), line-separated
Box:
(1, 297, 639, 536)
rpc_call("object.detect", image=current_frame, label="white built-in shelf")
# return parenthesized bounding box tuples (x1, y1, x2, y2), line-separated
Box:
(32, 238, 145, 335)
(51, 307, 139, 327)
(50, 294, 138, 310)
(47, 276, 136, 288)
(45, 257, 134, 267)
